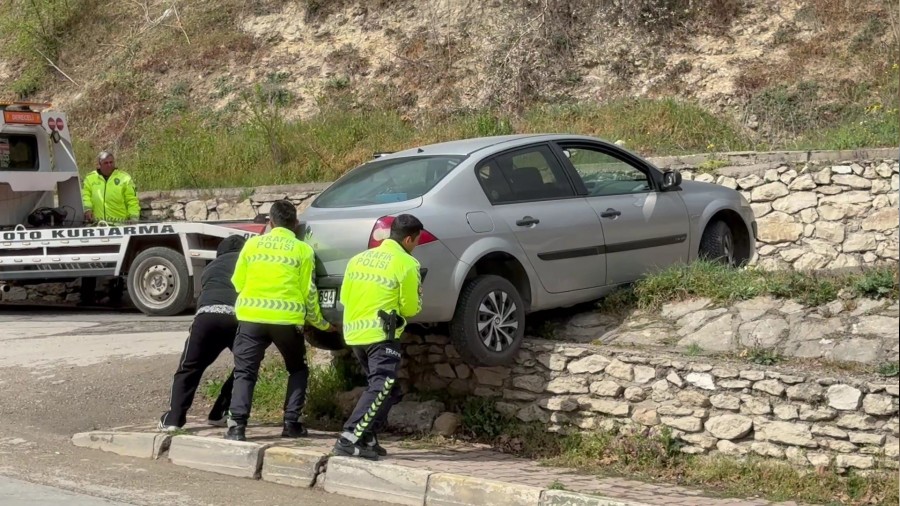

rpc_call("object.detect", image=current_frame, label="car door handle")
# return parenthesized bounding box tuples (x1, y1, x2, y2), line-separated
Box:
(600, 208, 621, 219)
(516, 216, 540, 227)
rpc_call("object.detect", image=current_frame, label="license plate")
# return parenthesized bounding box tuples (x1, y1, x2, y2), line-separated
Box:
(318, 289, 336, 309)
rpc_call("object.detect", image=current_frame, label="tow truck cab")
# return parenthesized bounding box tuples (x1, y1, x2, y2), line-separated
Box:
(0, 102, 84, 227)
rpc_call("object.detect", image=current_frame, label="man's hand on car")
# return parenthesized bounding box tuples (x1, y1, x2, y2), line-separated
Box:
(83, 210, 94, 223)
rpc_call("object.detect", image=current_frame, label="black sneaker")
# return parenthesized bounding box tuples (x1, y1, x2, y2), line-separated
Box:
(333, 437, 379, 460)
(362, 432, 387, 457)
(224, 425, 246, 441)
(281, 421, 308, 438)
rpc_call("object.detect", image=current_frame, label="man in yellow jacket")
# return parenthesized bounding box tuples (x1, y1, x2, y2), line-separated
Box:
(224, 200, 335, 441)
(78, 151, 140, 305)
(81, 151, 140, 224)
(333, 214, 424, 460)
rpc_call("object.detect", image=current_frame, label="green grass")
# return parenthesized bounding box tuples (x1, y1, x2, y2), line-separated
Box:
(744, 347, 782, 366)
(70, 98, 756, 191)
(600, 261, 899, 313)
(70, 87, 899, 192)
(685, 343, 704, 356)
(202, 354, 355, 427)
(458, 399, 900, 506)
(876, 361, 899, 377)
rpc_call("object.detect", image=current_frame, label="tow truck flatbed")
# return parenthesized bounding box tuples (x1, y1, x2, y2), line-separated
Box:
(1, 101, 264, 315)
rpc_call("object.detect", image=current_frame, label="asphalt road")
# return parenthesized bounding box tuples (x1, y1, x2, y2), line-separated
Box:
(0, 476, 133, 506)
(0, 304, 382, 506)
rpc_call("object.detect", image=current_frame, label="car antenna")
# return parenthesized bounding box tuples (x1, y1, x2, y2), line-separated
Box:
(417, 147, 424, 153)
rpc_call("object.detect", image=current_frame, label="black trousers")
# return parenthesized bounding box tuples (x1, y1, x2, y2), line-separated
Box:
(162, 312, 238, 427)
(341, 340, 403, 442)
(228, 322, 308, 425)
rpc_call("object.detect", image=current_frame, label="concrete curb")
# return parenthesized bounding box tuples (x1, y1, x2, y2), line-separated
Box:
(540, 489, 650, 506)
(261, 446, 328, 488)
(324, 456, 432, 506)
(167, 435, 271, 479)
(71, 431, 170, 460)
(425, 472, 544, 506)
(69, 431, 653, 506)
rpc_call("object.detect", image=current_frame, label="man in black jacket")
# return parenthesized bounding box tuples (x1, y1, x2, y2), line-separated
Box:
(158, 235, 247, 431)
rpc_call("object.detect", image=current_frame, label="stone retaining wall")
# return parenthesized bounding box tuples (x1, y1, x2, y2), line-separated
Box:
(136, 148, 899, 272)
(395, 334, 900, 472)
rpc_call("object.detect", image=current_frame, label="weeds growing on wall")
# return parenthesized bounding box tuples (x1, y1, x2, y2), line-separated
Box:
(598, 261, 900, 313)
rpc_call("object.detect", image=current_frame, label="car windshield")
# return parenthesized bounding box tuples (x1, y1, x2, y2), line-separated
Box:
(313, 155, 465, 208)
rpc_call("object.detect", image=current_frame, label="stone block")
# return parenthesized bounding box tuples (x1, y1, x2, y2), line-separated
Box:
(261, 447, 327, 488)
(706, 415, 753, 440)
(325, 456, 431, 506)
(425, 473, 543, 506)
(167, 435, 269, 479)
(71, 431, 170, 460)
(755, 421, 817, 448)
(835, 454, 875, 469)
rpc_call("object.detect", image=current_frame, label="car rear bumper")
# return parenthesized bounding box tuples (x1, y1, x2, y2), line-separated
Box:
(313, 240, 465, 325)
(316, 268, 437, 323)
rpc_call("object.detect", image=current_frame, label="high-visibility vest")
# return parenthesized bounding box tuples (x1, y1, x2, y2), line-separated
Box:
(81, 169, 141, 222)
(232, 227, 329, 328)
(340, 239, 422, 346)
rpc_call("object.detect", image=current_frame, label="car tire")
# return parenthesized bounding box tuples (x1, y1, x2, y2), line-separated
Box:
(127, 247, 193, 316)
(699, 220, 735, 266)
(449, 275, 525, 367)
(304, 326, 346, 351)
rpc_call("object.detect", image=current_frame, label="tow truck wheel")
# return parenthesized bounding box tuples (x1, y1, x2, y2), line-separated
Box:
(127, 247, 193, 316)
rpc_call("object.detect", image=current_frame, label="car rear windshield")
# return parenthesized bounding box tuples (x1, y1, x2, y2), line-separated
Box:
(313, 155, 465, 208)
(0, 134, 39, 171)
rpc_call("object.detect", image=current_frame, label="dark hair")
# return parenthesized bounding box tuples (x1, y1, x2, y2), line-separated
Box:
(269, 200, 298, 229)
(390, 214, 424, 243)
(217, 234, 247, 255)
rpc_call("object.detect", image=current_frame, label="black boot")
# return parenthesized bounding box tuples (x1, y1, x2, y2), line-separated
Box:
(282, 420, 308, 438)
(224, 425, 246, 441)
(362, 432, 387, 457)
(333, 437, 379, 460)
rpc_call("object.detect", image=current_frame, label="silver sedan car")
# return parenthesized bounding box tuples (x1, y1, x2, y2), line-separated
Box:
(300, 134, 757, 366)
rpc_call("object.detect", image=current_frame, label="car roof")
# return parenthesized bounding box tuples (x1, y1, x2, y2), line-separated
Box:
(385, 133, 616, 158)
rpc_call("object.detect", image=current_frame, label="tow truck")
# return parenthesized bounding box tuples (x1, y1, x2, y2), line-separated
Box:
(1, 101, 266, 316)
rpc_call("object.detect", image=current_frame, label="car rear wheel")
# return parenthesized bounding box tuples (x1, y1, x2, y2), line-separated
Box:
(127, 247, 193, 316)
(699, 220, 735, 266)
(450, 275, 525, 367)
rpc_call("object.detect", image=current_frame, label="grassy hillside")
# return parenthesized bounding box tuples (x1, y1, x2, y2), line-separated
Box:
(1, 0, 898, 190)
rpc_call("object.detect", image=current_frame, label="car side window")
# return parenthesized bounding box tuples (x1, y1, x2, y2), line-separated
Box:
(559, 145, 652, 197)
(475, 160, 515, 204)
(494, 145, 575, 202)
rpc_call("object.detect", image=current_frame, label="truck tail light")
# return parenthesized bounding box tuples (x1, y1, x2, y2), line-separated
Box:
(368, 216, 437, 249)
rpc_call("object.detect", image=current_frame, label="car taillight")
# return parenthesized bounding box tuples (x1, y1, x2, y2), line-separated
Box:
(368, 216, 437, 249)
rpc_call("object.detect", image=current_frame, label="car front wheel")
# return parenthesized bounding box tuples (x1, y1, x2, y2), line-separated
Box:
(699, 220, 735, 266)
(450, 275, 525, 367)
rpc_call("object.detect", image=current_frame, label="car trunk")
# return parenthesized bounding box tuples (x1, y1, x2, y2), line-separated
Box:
(299, 198, 423, 276)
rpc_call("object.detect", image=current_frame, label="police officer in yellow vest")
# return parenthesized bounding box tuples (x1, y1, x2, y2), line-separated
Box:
(81, 151, 140, 224)
(333, 214, 424, 460)
(78, 151, 139, 305)
(225, 200, 335, 441)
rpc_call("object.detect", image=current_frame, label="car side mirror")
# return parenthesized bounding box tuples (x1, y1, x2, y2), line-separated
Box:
(661, 170, 682, 191)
